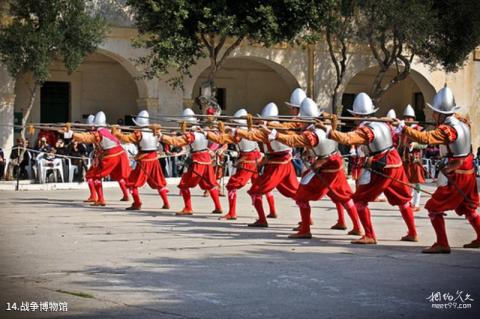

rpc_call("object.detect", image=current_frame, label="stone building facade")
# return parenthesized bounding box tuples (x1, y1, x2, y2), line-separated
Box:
(1, 9, 479, 159)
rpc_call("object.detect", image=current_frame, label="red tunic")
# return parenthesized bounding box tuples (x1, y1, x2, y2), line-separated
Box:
(351, 155, 365, 181)
(247, 149, 299, 198)
(400, 124, 426, 184)
(164, 132, 218, 190)
(329, 125, 412, 206)
(425, 154, 478, 215)
(403, 122, 479, 215)
(76, 129, 131, 181)
(352, 149, 412, 205)
(127, 151, 166, 189)
(112, 130, 167, 189)
(274, 130, 353, 203)
(233, 128, 299, 198)
(226, 150, 262, 190)
(295, 152, 353, 203)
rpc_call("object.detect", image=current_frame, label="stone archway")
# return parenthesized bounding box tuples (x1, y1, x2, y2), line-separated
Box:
(343, 66, 436, 120)
(13, 50, 146, 127)
(96, 48, 149, 102)
(190, 57, 301, 115)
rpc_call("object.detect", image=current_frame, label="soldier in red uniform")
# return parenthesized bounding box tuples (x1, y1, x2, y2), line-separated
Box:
(112, 110, 170, 210)
(157, 108, 222, 215)
(205, 108, 276, 220)
(398, 105, 426, 212)
(319, 93, 417, 244)
(81, 114, 130, 204)
(64, 111, 131, 206)
(233, 102, 299, 227)
(397, 86, 480, 253)
(267, 98, 362, 238)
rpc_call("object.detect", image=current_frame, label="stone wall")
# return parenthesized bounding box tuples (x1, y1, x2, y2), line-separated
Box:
(1, 25, 479, 153)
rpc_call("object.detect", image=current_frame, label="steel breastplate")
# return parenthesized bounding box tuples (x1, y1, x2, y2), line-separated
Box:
(98, 132, 119, 150)
(238, 138, 257, 152)
(190, 132, 209, 152)
(267, 140, 292, 153)
(444, 116, 471, 157)
(364, 121, 393, 154)
(311, 129, 338, 158)
(139, 131, 158, 151)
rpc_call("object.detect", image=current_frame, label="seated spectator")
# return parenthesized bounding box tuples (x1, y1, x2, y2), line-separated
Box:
(68, 140, 88, 181)
(37, 129, 57, 147)
(54, 139, 68, 156)
(62, 128, 74, 145)
(35, 136, 52, 153)
(167, 134, 188, 177)
(0, 147, 5, 180)
(37, 146, 63, 183)
(6, 138, 31, 180)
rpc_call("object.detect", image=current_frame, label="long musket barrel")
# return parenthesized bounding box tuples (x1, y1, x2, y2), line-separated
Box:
(133, 114, 434, 126)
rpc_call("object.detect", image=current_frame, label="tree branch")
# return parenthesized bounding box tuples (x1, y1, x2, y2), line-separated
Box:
(214, 35, 227, 61)
(216, 36, 243, 70)
(379, 31, 390, 66)
(369, 36, 384, 68)
(326, 28, 341, 87)
(339, 35, 348, 81)
(200, 33, 212, 52)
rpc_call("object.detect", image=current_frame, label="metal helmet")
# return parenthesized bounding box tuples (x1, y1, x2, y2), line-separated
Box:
(347, 92, 378, 115)
(260, 102, 279, 118)
(403, 104, 415, 118)
(386, 109, 397, 119)
(93, 111, 106, 126)
(427, 85, 460, 114)
(132, 110, 149, 127)
(233, 108, 248, 125)
(181, 108, 197, 124)
(285, 88, 307, 108)
(85, 114, 95, 125)
(299, 98, 320, 118)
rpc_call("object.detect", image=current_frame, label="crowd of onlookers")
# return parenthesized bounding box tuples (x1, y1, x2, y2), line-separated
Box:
(0, 129, 191, 183)
(0, 131, 92, 182)
(0, 130, 479, 183)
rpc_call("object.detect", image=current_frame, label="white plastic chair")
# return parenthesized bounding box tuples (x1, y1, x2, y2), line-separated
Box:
(66, 158, 78, 183)
(39, 157, 64, 183)
(35, 153, 45, 183)
(23, 151, 35, 180)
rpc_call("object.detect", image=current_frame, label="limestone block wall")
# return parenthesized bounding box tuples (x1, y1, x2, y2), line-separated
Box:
(1, 24, 479, 153)
(0, 66, 15, 160)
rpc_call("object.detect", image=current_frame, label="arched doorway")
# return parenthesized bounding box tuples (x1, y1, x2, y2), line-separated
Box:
(342, 66, 436, 121)
(191, 57, 301, 115)
(13, 51, 141, 127)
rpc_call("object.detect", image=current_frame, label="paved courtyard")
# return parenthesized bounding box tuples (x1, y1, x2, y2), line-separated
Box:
(0, 180, 479, 318)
